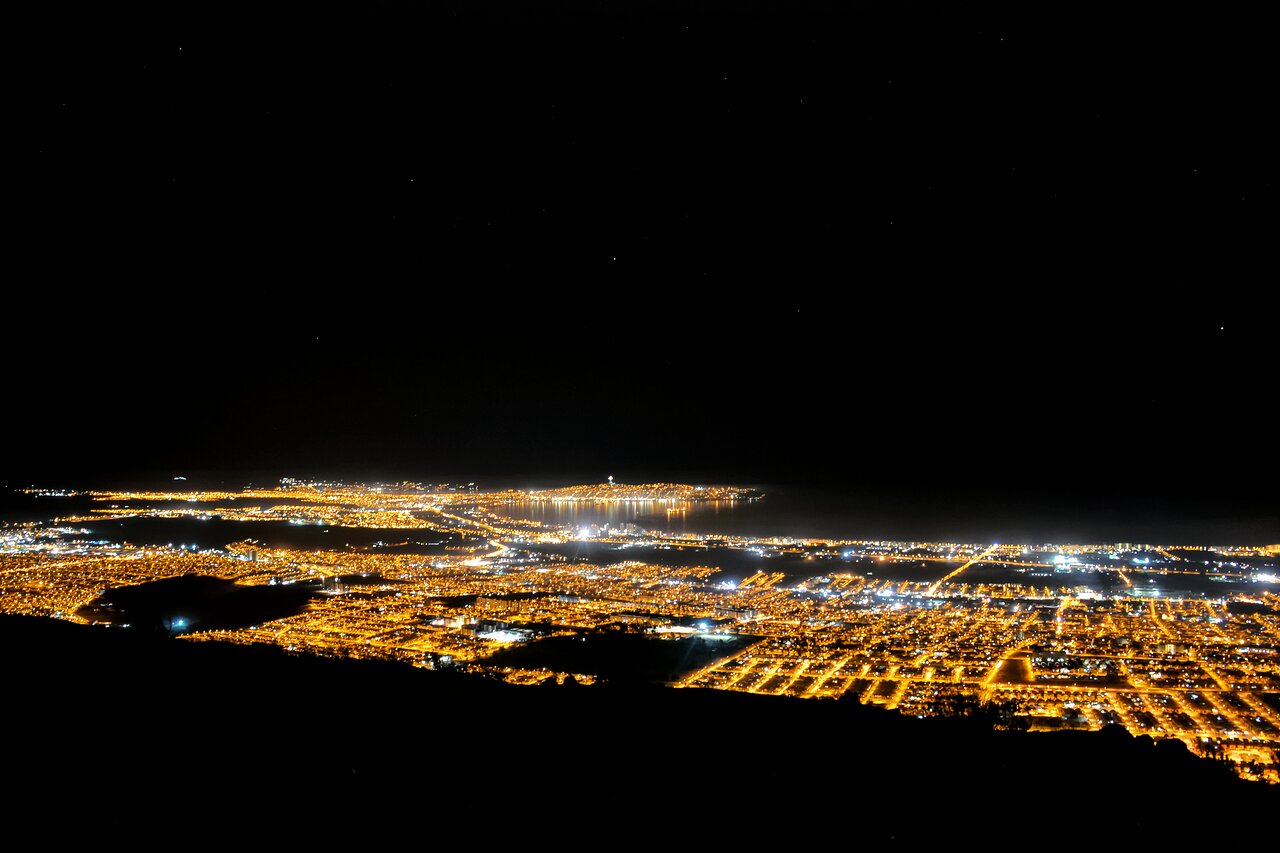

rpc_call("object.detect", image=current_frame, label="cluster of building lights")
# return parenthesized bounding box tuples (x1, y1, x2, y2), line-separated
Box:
(5, 480, 1280, 783)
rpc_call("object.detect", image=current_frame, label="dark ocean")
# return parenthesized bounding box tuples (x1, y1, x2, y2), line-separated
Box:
(502, 485, 1280, 546)
(4, 481, 1279, 546)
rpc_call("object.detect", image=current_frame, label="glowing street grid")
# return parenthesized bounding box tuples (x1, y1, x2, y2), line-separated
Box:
(4, 481, 1280, 783)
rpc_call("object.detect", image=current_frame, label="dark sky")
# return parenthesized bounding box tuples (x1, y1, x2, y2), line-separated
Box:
(6, 5, 1277, 508)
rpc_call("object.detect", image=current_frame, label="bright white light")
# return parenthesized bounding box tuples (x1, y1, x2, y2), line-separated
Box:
(478, 630, 527, 643)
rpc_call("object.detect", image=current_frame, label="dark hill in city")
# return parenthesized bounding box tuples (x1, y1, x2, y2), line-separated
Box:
(4, 615, 1273, 843)
(76, 573, 316, 633)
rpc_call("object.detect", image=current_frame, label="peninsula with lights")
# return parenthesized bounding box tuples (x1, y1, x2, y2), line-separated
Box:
(4, 478, 1280, 789)
(524, 480, 763, 502)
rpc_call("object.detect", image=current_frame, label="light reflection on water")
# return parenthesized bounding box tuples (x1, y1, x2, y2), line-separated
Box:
(500, 499, 742, 536)
(499, 487, 1280, 547)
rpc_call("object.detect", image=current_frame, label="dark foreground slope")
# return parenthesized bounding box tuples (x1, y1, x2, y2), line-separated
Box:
(3, 616, 1273, 843)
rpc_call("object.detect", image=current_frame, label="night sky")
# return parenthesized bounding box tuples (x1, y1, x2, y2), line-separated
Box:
(7, 6, 1276, 515)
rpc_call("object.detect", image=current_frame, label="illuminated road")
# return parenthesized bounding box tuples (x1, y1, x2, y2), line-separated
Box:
(928, 544, 1001, 595)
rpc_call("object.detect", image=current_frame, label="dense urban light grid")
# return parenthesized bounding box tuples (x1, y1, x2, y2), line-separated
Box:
(6, 480, 1279, 784)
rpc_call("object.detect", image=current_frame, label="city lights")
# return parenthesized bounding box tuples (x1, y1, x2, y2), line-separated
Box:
(3, 479, 1279, 783)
